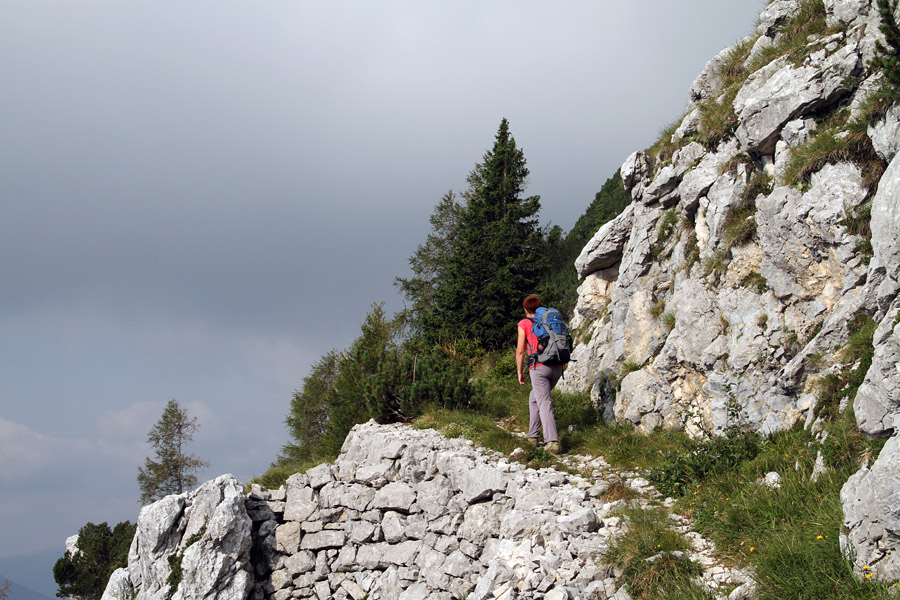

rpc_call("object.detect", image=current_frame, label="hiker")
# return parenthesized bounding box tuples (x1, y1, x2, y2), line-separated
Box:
(516, 295, 562, 454)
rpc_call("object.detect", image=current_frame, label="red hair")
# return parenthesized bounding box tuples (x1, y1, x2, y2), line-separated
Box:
(523, 295, 541, 312)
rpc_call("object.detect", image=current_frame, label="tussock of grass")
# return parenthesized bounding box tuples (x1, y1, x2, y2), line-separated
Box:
(607, 507, 708, 599)
(647, 118, 687, 169)
(697, 85, 741, 149)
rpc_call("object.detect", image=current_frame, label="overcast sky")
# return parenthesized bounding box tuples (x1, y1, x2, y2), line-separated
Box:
(0, 0, 766, 592)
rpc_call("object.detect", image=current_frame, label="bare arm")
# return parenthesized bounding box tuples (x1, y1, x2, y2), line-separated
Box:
(516, 325, 528, 385)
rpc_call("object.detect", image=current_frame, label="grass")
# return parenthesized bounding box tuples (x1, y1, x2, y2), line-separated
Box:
(663, 312, 677, 331)
(702, 250, 729, 284)
(748, 0, 832, 72)
(741, 270, 769, 294)
(784, 106, 886, 197)
(606, 506, 708, 599)
(651, 210, 680, 260)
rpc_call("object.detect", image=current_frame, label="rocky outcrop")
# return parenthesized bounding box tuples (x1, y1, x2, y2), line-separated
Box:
(102, 475, 253, 600)
(561, 0, 900, 581)
(100, 422, 760, 600)
(101, 423, 623, 600)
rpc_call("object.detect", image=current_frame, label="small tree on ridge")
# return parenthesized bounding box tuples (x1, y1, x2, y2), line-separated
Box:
(137, 399, 209, 504)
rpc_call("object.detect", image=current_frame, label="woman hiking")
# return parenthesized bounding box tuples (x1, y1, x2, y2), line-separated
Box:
(515, 295, 562, 454)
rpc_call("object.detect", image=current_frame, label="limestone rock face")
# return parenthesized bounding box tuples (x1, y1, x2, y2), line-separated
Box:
(102, 475, 253, 600)
(733, 42, 862, 154)
(841, 435, 900, 580)
(562, 0, 900, 581)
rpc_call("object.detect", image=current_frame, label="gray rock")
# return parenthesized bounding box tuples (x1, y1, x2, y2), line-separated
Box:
(460, 466, 509, 504)
(757, 0, 802, 37)
(275, 521, 301, 554)
(854, 307, 900, 437)
(734, 43, 861, 153)
(824, 0, 872, 27)
(869, 103, 900, 162)
(300, 530, 345, 550)
(306, 464, 334, 490)
(108, 475, 253, 600)
(575, 203, 634, 278)
(99, 568, 132, 600)
(620, 151, 651, 199)
(841, 435, 900, 581)
(370, 481, 417, 512)
(285, 478, 318, 523)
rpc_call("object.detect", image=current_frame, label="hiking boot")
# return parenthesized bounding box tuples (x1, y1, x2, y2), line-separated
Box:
(545, 441, 561, 455)
(526, 437, 539, 447)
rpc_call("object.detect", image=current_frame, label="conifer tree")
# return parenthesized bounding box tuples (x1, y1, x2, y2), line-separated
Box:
(872, 0, 900, 93)
(53, 521, 135, 600)
(137, 399, 209, 504)
(424, 118, 545, 350)
(395, 190, 463, 332)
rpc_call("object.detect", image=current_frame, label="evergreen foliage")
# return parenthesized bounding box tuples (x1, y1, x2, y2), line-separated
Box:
(424, 119, 545, 350)
(137, 399, 209, 504)
(395, 191, 463, 334)
(872, 0, 900, 94)
(266, 304, 477, 478)
(53, 521, 135, 600)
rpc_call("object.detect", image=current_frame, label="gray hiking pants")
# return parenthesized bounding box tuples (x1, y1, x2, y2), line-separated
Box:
(527, 364, 563, 443)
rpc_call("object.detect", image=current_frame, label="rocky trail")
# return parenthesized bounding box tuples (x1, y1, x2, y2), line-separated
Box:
(102, 421, 762, 600)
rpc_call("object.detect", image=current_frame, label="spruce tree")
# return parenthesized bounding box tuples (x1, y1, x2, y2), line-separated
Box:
(425, 118, 545, 350)
(395, 190, 463, 333)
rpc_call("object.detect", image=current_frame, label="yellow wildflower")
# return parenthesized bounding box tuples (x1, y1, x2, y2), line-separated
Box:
(817, 535, 824, 540)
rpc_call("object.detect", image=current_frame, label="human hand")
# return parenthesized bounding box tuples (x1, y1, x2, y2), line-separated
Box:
(517, 371, 527, 385)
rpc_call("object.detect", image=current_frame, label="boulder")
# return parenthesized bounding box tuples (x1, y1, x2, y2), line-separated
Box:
(734, 43, 862, 153)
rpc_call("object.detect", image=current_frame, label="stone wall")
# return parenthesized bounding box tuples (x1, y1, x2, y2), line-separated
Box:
(102, 422, 631, 600)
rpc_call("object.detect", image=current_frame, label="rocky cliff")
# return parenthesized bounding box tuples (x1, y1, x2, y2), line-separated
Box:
(560, 0, 899, 583)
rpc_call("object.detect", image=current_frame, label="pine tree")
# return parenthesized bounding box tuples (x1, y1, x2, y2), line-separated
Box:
(424, 118, 545, 350)
(137, 399, 209, 504)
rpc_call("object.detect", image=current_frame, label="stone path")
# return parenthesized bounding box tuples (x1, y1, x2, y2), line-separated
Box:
(513, 433, 756, 600)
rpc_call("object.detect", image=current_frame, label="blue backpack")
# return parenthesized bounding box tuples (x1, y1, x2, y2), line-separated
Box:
(529, 307, 572, 366)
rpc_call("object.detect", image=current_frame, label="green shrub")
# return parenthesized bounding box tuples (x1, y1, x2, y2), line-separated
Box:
(870, 0, 900, 95)
(54, 522, 136, 600)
